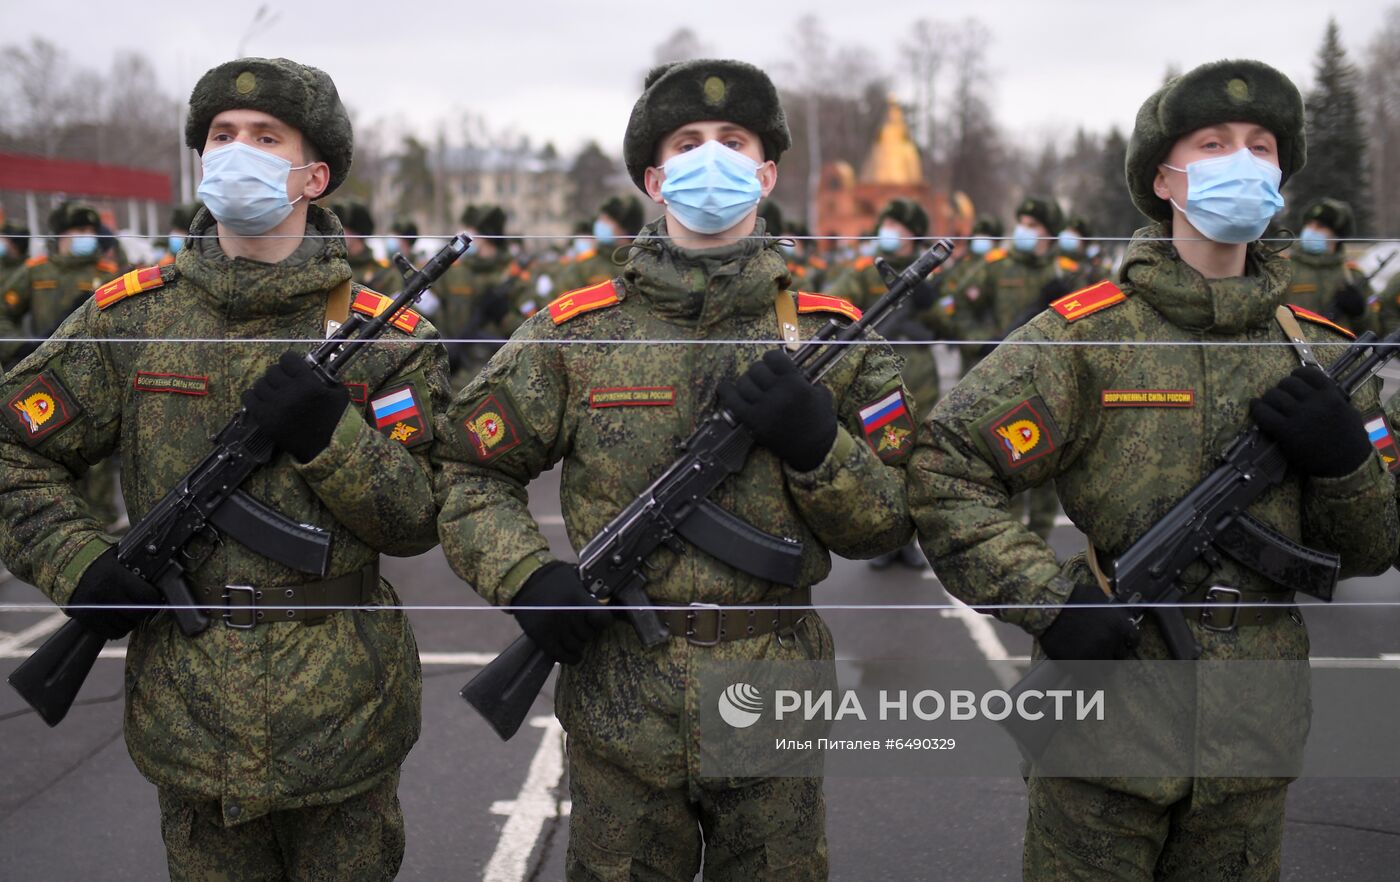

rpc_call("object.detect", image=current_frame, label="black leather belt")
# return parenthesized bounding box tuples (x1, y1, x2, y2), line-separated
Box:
(657, 588, 811, 645)
(198, 561, 379, 629)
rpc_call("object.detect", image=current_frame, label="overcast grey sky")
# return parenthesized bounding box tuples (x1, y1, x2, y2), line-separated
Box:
(5, 0, 1391, 157)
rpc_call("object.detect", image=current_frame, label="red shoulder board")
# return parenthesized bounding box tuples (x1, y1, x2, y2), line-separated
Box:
(95, 266, 165, 310)
(351, 288, 422, 334)
(24, 255, 47, 268)
(1287, 304, 1356, 340)
(1057, 256, 1080, 272)
(549, 279, 619, 325)
(853, 256, 876, 271)
(96, 259, 119, 274)
(797, 292, 862, 322)
(1051, 280, 1126, 322)
(985, 248, 1007, 263)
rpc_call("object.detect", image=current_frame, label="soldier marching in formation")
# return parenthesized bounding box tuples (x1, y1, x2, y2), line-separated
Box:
(1, 40, 1397, 882)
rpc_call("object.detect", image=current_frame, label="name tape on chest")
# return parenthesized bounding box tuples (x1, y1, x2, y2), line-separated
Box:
(589, 386, 676, 408)
(1101, 389, 1195, 408)
(133, 372, 210, 396)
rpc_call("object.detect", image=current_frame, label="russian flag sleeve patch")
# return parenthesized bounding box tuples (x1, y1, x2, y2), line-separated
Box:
(858, 388, 915, 464)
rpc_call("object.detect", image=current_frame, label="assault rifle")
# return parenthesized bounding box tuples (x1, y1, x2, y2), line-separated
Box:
(463, 239, 956, 740)
(1005, 325, 1400, 758)
(8, 235, 470, 727)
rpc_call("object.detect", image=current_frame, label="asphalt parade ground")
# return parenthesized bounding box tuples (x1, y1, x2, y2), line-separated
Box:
(2, 362, 1399, 880)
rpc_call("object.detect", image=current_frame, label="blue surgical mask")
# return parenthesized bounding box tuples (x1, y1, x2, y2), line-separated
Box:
(969, 237, 993, 256)
(1162, 148, 1284, 244)
(197, 141, 311, 236)
(659, 140, 762, 235)
(1057, 231, 1082, 254)
(592, 218, 617, 246)
(382, 237, 400, 256)
(877, 225, 904, 253)
(70, 235, 98, 257)
(1012, 224, 1039, 253)
(570, 237, 590, 256)
(1298, 227, 1331, 255)
(168, 235, 185, 255)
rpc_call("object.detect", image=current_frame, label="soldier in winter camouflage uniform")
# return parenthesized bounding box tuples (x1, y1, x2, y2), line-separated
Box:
(436, 58, 914, 881)
(910, 59, 1396, 881)
(334, 200, 404, 294)
(555, 195, 646, 292)
(437, 203, 531, 388)
(1286, 198, 1371, 332)
(0, 57, 448, 881)
(0, 219, 30, 274)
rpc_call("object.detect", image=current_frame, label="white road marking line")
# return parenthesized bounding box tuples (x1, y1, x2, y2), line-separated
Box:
(484, 715, 569, 882)
(938, 596, 1019, 689)
(0, 611, 66, 655)
(1380, 654, 1400, 662)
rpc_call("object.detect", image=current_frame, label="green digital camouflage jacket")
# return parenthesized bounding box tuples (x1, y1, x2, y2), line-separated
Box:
(963, 247, 1082, 337)
(1284, 247, 1369, 332)
(0, 205, 449, 824)
(910, 224, 1396, 797)
(435, 221, 915, 787)
(0, 252, 121, 365)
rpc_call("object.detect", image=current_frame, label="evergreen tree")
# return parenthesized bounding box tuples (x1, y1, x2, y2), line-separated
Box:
(1287, 19, 1370, 236)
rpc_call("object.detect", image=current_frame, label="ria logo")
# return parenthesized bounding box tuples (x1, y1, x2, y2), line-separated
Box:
(718, 682, 764, 729)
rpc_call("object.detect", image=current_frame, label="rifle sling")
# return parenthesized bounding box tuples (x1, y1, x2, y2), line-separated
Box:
(1274, 305, 1321, 369)
(324, 279, 352, 337)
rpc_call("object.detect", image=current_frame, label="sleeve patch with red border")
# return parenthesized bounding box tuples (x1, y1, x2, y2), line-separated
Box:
(978, 396, 1063, 475)
(1287, 304, 1356, 340)
(462, 394, 523, 461)
(368, 382, 433, 449)
(95, 266, 165, 310)
(857, 388, 915, 463)
(548, 280, 620, 325)
(4, 372, 81, 444)
(1364, 412, 1399, 473)
(1050, 281, 1125, 322)
(797, 292, 862, 322)
(350, 289, 422, 334)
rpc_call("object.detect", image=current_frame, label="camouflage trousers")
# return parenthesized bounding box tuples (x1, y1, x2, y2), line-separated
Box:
(565, 739, 828, 881)
(1024, 776, 1287, 881)
(157, 771, 405, 882)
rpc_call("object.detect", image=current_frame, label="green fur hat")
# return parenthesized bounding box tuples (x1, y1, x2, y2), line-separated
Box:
(878, 198, 929, 238)
(390, 217, 419, 240)
(1065, 215, 1094, 239)
(332, 200, 375, 236)
(48, 201, 101, 235)
(1016, 196, 1064, 235)
(185, 57, 353, 196)
(460, 204, 507, 239)
(599, 195, 645, 236)
(624, 58, 791, 191)
(1301, 198, 1353, 239)
(971, 214, 1004, 239)
(3, 219, 31, 241)
(1127, 59, 1305, 222)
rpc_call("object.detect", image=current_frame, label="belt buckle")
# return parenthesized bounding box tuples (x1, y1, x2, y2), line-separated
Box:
(685, 602, 723, 646)
(222, 585, 258, 629)
(1200, 586, 1242, 632)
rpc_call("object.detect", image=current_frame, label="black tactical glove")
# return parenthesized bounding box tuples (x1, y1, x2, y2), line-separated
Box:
(241, 351, 349, 464)
(717, 349, 837, 472)
(1250, 365, 1371, 478)
(1038, 581, 1139, 661)
(67, 545, 163, 640)
(1331, 283, 1366, 319)
(510, 562, 613, 665)
(477, 286, 512, 327)
(909, 279, 939, 310)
